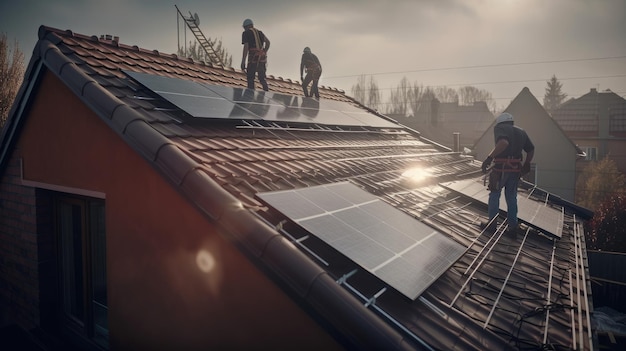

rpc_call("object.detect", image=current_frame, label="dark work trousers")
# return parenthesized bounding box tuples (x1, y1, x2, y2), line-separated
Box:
(302, 70, 321, 98)
(246, 61, 268, 91)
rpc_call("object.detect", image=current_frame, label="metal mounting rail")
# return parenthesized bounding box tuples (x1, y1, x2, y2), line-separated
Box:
(336, 272, 436, 351)
(542, 239, 557, 344)
(483, 227, 530, 329)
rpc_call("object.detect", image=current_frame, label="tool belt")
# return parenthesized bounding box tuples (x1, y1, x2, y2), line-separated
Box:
(305, 63, 321, 75)
(492, 157, 522, 172)
(248, 48, 267, 63)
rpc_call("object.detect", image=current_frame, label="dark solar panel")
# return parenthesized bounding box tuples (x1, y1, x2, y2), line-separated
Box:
(124, 70, 400, 128)
(257, 182, 466, 300)
(441, 179, 563, 238)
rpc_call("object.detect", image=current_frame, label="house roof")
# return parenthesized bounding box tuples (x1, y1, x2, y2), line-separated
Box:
(410, 101, 494, 149)
(474, 87, 585, 158)
(551, 88, 626, 133)
(0, 26, 595, 350)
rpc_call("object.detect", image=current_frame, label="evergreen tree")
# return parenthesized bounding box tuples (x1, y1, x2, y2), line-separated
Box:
(1, 33, 25, 129)
(543, 75, 567, 114)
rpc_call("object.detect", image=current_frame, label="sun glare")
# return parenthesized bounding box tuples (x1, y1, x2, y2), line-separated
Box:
(401, 167, 432, 182)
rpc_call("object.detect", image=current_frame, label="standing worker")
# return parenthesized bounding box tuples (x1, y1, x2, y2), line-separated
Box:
(300, 47, 322, 99)
(241, 18, 270, 91)
(481, 112, 535, 237)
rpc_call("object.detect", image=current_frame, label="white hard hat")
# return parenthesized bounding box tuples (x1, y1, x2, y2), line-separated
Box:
(243, 19, 253, 27)
(496, 112, 514, 124)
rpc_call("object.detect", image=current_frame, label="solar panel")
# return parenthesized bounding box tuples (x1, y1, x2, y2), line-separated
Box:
(124, 70, 400, 128)
(440, 179, 563, 238)
(257, 182, 466, 300)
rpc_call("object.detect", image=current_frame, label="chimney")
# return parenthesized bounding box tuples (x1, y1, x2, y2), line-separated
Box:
(453, 132, 460, 153)
(99, 34, 119, 44)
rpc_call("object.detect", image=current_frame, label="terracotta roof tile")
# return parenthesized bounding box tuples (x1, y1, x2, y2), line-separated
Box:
(2, 26, 594, 351)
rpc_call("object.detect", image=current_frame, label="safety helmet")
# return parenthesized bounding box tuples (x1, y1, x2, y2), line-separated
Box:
(495, 112, 514, 124)
(243, 19, 253, 27)
(303, 47, 311, 53)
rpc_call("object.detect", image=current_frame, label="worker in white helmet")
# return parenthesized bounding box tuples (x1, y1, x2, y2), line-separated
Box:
(241, 18, 270, 91)
(481, 112, 535, 237)
(300, 47, 322, 99)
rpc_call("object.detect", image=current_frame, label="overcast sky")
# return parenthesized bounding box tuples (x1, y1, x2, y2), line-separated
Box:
(1, 0, 625, 110)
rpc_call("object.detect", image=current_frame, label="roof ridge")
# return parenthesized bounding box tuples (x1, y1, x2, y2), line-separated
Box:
(37, 25, 347, 95)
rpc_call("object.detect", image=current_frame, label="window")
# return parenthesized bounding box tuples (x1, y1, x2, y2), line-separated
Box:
(55, 195, 108, 349)
(582, 146, 597, 161)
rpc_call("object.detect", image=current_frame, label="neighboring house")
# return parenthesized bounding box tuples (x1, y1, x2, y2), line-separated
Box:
(0, 26, 595, 350)
(392, 100, 494, 152)
(551, 88, 626, 183)
(473, 87, 583, 202)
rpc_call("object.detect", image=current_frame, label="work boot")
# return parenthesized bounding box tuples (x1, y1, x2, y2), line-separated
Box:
(480, 220, 496, 235)
(505, 226, 518, 238)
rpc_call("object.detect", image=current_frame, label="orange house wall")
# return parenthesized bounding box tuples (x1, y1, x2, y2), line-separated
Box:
(17, 71, 342, 350)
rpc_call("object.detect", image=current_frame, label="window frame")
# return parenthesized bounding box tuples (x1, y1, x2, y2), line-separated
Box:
(53, 193, 108, 350)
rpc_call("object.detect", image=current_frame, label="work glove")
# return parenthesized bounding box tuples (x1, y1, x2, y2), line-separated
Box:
(521, 162, 531, 175)
(481, 156, 493, 174)
(240, 62, 246, 71)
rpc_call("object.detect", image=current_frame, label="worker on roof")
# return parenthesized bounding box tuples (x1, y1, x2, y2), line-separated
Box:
(241, 18, 270, 91)
(300, 47, 322, 99)
(481, 112, 535, 237)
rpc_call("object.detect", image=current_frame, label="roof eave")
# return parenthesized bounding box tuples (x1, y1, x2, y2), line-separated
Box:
(5, 26, 421, 350)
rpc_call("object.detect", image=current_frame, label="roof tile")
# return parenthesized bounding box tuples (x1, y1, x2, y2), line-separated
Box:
(5, 26, 593, 351)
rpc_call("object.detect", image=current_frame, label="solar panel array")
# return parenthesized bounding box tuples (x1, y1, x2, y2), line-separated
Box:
(124, 71, 398, 128)
(257, 182, 466, 300)
(440, 179, 563, 238)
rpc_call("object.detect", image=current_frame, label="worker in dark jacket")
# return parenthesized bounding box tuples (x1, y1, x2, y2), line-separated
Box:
(241, 18, 270, 91)
(300, 47, 322, 98)
(481, 112, 535, 236)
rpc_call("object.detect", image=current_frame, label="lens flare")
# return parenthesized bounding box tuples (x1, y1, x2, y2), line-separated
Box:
(196, 249, 216, 273)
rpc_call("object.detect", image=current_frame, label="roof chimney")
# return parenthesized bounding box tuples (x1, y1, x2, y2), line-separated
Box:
(99, 34, 119, 44)
(453, 132, 460, 153)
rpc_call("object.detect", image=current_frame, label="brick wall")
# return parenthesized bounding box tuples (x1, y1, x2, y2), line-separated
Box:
(0, 149, 40, 330)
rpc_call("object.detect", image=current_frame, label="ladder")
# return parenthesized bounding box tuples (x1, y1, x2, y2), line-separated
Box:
(175, 5, 225, 67)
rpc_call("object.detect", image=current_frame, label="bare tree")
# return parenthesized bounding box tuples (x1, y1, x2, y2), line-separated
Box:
(543, 75, 567, 114)
(177, 39, 232, 67)
(576, 157, 626, 211)
(457, 86, 496, 111)
(366, 76, 382, 111)
(434, 86, 458, 103)
(407, 83, 424, 118)
(351, 75, 382, 111)
(1, 33, 25, 129)
(387, 77, 410, 116)
(586, 194, 626, 252)
(351, 75, 367, 106)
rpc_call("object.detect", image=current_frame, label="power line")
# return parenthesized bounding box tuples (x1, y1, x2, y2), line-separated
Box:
(324, 55, 626, 80)
(344, 74, 626, 93)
